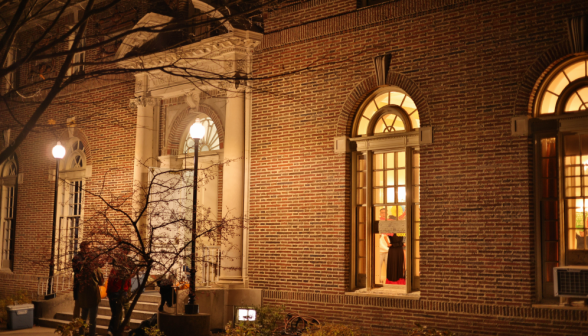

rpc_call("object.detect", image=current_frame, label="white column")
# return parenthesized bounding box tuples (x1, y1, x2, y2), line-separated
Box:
(130, 97, 157, 235)
(219, 88, 245, 283)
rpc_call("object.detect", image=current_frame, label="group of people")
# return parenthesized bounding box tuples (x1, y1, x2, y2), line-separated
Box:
(72, 241, 136, 336)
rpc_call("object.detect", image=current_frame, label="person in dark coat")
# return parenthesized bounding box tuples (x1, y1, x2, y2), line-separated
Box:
(157, 276, 174, 312)
(72, 241, 91, 319)
(77, 245, 104, 336)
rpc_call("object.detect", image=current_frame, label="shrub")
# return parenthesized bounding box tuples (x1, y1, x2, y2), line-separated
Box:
(225, 305, 286, 336)
(407, 323, 456, 336)
(54, 318, 88, 336)
(303, 322, 367, 336)
(0, 291, 32, 325)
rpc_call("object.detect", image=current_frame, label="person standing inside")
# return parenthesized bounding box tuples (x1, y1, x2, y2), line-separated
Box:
(106, 244, 133, 335)
(77, 243, 104, 336)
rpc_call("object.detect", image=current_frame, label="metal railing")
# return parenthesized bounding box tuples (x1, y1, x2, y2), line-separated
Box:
(38, 272, 73, 298)
(201, 245, 220, 287)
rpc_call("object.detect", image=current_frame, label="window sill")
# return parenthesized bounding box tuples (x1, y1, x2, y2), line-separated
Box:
(345, 288, 420, 300)
(0, 268, 14, 274)
(532, 301, 588, 310)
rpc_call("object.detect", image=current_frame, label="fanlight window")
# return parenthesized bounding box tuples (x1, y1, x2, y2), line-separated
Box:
(69, 140, 85, 169)
(2, 162, 16, 177)
(184, 117, 220, 153)
(538, 58, 588, 115)
(356, 89, 420, 136)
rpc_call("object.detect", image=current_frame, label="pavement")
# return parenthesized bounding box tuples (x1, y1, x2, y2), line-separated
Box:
(0, 326, 57, 335)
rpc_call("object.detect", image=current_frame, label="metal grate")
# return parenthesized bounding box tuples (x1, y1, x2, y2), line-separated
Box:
(557, 269, 588, 296)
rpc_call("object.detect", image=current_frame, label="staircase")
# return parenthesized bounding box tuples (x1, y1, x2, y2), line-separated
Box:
(38, 291, 161, 335)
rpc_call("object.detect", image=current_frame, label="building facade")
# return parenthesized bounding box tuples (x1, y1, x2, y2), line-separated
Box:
(2, 0, 588, 334)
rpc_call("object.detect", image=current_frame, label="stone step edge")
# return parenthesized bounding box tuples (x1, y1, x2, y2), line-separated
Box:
(37, 317, 129, 336)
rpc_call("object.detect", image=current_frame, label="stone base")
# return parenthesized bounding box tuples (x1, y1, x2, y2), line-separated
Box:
(159, 312, 211, 336)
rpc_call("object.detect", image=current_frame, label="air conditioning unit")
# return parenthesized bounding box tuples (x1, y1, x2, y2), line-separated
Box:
(554, 266, 588, 298)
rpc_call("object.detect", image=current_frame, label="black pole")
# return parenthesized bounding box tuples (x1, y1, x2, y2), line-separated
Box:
(46, 158, 60, 299)
(185, 138, 199, 314)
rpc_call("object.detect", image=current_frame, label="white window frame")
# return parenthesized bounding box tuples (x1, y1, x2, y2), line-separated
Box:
(0, 158, 18, 271)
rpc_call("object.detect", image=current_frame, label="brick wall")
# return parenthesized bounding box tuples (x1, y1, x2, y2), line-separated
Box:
(250, 0, 588, 333)
(264, 0, 356, 33)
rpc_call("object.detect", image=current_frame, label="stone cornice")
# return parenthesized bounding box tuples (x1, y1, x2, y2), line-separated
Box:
(117, 30, 262, 70)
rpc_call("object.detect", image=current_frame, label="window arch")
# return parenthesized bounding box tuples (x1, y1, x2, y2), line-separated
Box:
(355, 88, 420, 136)
(0, 156, 18, 270)
(183, 117, 220, 154)
(536, 57, 588, 115)
(533, 55, 588, 301)
(66, 139, 85, 170)
(350, 86, 421, 294)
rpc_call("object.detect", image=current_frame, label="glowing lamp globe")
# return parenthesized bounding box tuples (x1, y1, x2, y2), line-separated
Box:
(190, 119, 206, 139)
(52, 142, 66, 159)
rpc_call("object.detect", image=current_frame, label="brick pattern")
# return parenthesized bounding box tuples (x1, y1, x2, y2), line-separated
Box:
(260, 0, 479, 50)
(264, 0, 356, 33)
(263, 290, 588, 336)
(249, 0, 588, 315)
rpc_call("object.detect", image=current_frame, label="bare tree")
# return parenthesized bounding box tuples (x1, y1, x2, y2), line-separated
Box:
(0, 0, 293, 165)
(55, 157, 241, 336)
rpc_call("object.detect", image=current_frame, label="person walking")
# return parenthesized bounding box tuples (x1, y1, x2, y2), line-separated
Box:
(77, 243, 104, 336)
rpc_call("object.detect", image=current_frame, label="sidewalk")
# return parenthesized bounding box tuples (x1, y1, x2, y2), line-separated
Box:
(0, 326, 56, 335)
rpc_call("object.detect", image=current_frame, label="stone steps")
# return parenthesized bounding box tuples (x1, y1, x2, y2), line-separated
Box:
(37, 291, 161, 335)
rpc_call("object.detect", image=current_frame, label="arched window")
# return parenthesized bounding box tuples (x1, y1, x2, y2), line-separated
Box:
(183, 117, 220, 153)
(533, 56, 588, 301)
(350, 87, 421, 293)
(55, 138, 87, 271)
(0, 156, 17, 270)
(537, 58, 588, 115)
(356, 89, 420, 136)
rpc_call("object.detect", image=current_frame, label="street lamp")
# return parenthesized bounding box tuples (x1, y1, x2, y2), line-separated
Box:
(185, 119, 205, 314)
(47, 141, 66, 299)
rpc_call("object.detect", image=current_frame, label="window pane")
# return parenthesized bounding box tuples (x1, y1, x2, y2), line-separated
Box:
(386, 170, 395, 186)
(398, 152, 406, 168)
(373, 172, 384, 186)
(542, 158, 557, 177)
(374, 154, 384, 170)
(402, 96, 417, 113)
(374, 118, 386, 134)
(357, 189, 366, 204)
(540, 92, 558, 114)
(564, 134, 580, 156)
(358, 223, 365, 240)
(385, 188, 394, 203)
(541, 179, 557, 198)
(564, 60, 586, 83)
(358, 206, 366, 223)
(377, 206, 387, 220)
(545, 241, 559, 262)
(564, 87, 588, 112)
(544, 220, 559, 241)
(547, 71, 569, 95)
(357, 172, 366, 188)
(374, 188, 384, 203)
(541, 138, 557, 158)
(363, 101, 378, 119)
(375, 93, 389, 107)
(386, 153, 395, 169)
(398, 187, 406, 202)
(409, 112, 420, 129)
(389, 92, 405, 106)
(358, 117, 369, 136)
(542, 201, 559, 220)
(393, 116, 405, 131)
(398, 169, 406, 185)
(358, 155, 366, 171)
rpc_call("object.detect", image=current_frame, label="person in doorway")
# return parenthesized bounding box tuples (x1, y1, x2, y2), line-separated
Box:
(386, 233, 405, 283)
(379, 234, 391, 283)
(106, 244, 133, 335)
(379, 208, 387, 221)
(77, 243, 104, 336)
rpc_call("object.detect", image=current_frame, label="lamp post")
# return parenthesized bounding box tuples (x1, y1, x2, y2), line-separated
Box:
(47, 141, 66, 299)
(185, 119, 205, 315)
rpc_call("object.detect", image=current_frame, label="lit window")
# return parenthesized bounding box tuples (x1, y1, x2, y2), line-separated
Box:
(0, 157, 17, 270)
(236, 308, 256, 322)
(356, 89, 420, 136)
(184, 117, 220, 153)
(538, 58, 588, 115)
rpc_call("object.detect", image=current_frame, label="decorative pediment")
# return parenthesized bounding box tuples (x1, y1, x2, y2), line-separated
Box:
(115, 13, 173, 60)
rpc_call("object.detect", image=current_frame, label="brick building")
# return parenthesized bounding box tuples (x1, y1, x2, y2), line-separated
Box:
(2, 0, 588, 334)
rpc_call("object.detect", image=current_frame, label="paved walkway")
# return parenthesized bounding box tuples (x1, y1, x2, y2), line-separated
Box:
(0, 326, 56, 335)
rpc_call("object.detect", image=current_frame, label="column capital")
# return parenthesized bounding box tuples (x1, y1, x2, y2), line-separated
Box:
(129, 96, 159, 108)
